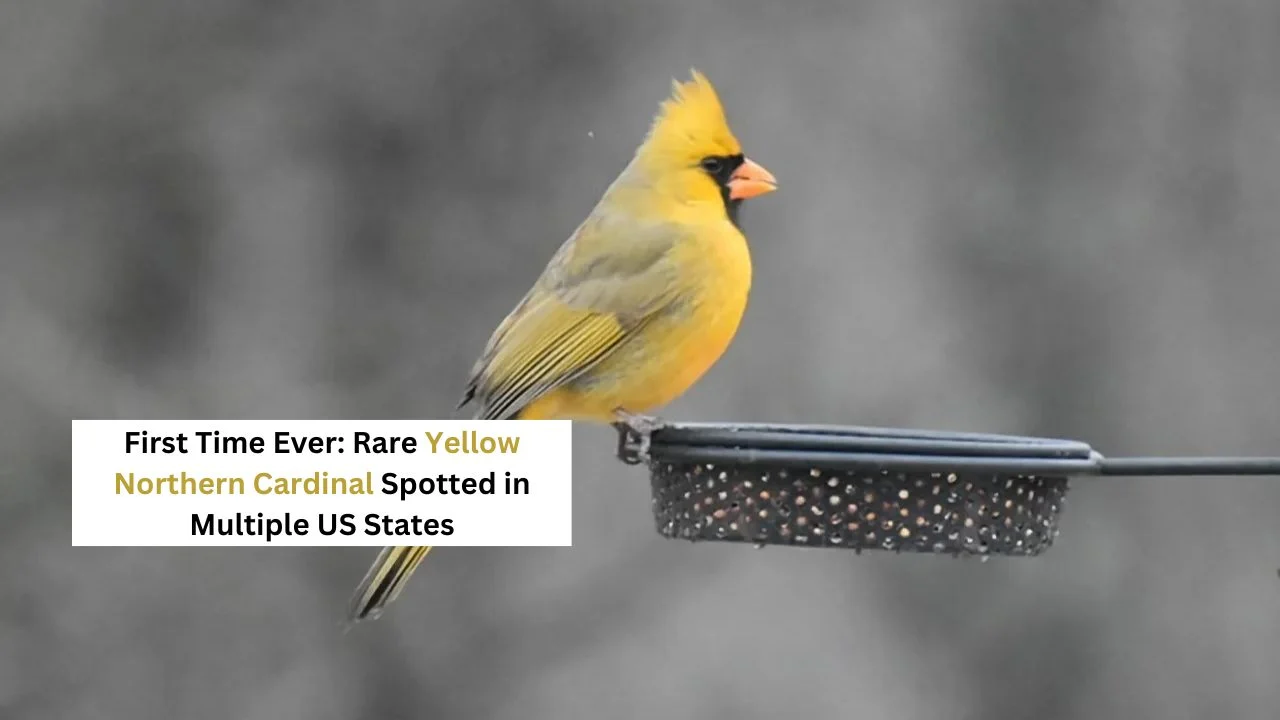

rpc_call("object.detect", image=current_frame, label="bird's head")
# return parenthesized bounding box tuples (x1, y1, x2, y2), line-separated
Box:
(632, 70, 776, 226)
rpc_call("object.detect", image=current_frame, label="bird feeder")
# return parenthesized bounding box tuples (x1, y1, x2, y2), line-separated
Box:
(613, 421, 1280, 557)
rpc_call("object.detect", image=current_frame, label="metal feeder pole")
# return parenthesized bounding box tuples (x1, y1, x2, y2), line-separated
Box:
(614, 421, 1280, 557)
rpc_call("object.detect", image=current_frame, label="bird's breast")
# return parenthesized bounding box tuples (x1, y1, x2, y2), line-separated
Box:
(580, 224, 752, 413)
(670, 225, 753, 366)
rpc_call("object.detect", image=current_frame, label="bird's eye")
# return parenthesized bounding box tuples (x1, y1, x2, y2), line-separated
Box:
(700, 157, 723, 174)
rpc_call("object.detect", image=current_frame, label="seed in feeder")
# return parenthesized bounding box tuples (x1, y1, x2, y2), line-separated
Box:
(796, 516, 808, 527)
(847, 503, 858, 514)
(899, 527, 911, 538)
(796, 496, 806, 506)
(713, 509, 726, 519)
(758, 510, 768, 519)
(810, 468, 821, 477)
(866, 511, 877, 521)
(759, 490, 770, 500)
(898, 489, 909, 500)
(932, 504, 942, 515)
(864, 492, 875, 503)
(963, 517, 974, 527)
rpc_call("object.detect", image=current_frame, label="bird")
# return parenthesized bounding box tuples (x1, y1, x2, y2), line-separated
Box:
(346, 70, 776, 624)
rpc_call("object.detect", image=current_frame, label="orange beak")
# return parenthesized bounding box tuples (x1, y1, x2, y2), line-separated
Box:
(727, 156, 777, 200)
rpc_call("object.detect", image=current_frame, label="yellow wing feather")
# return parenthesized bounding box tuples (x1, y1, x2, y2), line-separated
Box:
(462, 217, 688, 420)
(478, 303, 628, 420)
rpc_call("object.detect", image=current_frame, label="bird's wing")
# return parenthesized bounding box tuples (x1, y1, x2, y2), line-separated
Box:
(461, 217, 688, 420)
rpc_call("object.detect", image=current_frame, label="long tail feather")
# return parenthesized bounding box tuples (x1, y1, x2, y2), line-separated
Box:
(346, 545, 432, 623)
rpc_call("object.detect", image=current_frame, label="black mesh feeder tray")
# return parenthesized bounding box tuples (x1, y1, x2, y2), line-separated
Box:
(613, 421, 1280, 557)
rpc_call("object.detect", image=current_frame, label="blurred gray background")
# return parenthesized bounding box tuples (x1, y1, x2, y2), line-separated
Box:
(2, 1, 1278, 718)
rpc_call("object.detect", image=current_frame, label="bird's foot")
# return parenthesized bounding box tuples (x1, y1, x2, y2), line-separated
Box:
(612, 409, 664, 465)
(613, 409, 664, 435)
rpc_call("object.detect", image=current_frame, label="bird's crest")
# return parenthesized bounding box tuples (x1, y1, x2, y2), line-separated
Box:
(638, 70, 742, 162)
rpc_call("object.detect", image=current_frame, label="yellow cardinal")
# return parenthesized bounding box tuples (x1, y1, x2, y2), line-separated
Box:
(347, 70, 776, 623)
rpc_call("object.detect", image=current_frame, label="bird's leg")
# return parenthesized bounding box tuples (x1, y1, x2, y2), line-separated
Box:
(612, 408, 664, 464)
(613, 408, 663, 435)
